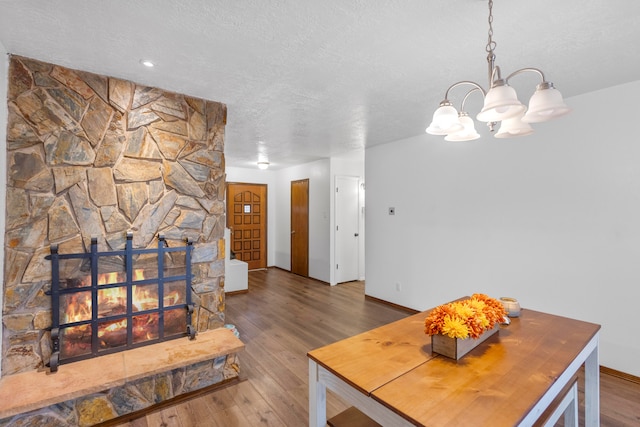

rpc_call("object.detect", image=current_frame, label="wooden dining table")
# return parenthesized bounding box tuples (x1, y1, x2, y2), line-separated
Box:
(308, 304, 600, 426)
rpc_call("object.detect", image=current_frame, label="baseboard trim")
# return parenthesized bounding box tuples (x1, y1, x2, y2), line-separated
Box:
(601, 365, 640, 385)
(364, 294, 419, 314)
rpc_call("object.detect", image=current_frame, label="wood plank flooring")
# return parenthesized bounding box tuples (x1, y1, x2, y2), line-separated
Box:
(114, 268, 640, 427)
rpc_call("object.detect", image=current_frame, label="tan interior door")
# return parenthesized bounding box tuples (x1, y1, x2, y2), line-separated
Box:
(291, 179, 309, 277)
(226, 183, 267, 270)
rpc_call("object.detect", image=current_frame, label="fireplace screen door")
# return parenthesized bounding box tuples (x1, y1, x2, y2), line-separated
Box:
(46, 233, 195, 371)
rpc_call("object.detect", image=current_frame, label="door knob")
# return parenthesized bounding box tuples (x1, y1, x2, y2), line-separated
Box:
(291, 230, 296, 234)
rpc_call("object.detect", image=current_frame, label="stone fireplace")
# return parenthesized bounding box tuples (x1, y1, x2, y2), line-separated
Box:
(0, 56, 242, 425)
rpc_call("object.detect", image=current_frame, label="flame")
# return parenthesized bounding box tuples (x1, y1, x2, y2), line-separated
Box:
(134, 269, 145, 281)
(63, 269, 184, 335)
(63, 293, 92, 323)
(61, 268, 187, 357)
(165, 291, 181, 306)
(98, 272, 119, 286)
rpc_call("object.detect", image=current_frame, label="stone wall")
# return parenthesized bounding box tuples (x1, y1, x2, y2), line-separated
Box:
(3, 56, 227, 375)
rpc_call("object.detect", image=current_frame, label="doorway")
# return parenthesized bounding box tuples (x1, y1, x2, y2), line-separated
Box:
(291, 179, 309, 277)
(226, 183, 267, 270)
(335, 176, 361, 283)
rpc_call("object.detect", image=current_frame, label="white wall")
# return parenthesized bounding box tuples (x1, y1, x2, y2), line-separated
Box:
(225, 167, 277, 267)
(330, 150, 365, 284)
(275, 159, 331, 282)
(365, 80, 640, 377)
(0, 47, 9, 377)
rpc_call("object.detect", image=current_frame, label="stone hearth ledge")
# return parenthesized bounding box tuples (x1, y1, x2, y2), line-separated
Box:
(0, 327, 244, 419)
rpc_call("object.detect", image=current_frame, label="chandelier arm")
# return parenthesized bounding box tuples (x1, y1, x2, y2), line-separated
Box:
(460, 87, 482, 112)
(487, 65, 509, 88)
(487, 54, 496, 85)
(443, 81, 486, 101)
(504, 67, 546, 85)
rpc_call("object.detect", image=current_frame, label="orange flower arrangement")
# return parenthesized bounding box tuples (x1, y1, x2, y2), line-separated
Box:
(424, 294, 507, 339)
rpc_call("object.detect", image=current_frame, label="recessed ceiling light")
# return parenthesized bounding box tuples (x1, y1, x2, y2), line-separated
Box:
(140, 60, 155, 68)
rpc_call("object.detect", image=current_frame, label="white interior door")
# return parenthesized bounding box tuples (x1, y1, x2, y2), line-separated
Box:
(335, 175, 360, 283)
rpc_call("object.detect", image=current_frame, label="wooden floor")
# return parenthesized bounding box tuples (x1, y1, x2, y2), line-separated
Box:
(114, 268, 640, 427)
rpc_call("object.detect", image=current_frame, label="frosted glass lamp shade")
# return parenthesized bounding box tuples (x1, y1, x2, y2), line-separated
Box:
(522, 84, 571, 123)
(426, 104, 463, 135)
(495, 113, 534, 138)
(445, 115, 480, 141)
(476, 84, 526, 122)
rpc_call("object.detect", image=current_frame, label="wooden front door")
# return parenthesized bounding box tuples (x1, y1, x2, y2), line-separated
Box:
(291, 179, 309, 277)
(226, 183, 267, 270)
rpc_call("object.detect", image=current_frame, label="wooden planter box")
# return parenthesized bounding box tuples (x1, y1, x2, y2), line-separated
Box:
(431, 325, 499, 360)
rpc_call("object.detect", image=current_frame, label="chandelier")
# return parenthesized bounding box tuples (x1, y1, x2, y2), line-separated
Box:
(426, 0, 571, 141)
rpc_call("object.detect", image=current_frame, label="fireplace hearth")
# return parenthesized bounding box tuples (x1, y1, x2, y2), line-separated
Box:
(46, 232, 196, 371)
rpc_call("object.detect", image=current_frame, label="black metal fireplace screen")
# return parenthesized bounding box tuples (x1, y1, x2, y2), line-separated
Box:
(46, 233, 195, 371)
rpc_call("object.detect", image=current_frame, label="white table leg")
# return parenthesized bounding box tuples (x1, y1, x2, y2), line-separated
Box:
(584, 334, 600, 427)
(309, 358, 327, 427)
(563, 381, 578, 427)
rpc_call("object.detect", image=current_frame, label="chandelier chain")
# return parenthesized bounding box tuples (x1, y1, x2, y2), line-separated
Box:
(485, 0, 496, 55)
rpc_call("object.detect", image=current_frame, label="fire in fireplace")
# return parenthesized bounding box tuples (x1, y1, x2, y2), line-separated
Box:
(46, 233, 196, 371)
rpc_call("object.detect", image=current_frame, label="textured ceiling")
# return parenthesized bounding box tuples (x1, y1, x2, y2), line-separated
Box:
(1, 0, 640, 169)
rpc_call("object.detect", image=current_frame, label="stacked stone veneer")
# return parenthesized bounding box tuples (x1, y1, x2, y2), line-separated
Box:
(3, 56, 228, 375)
